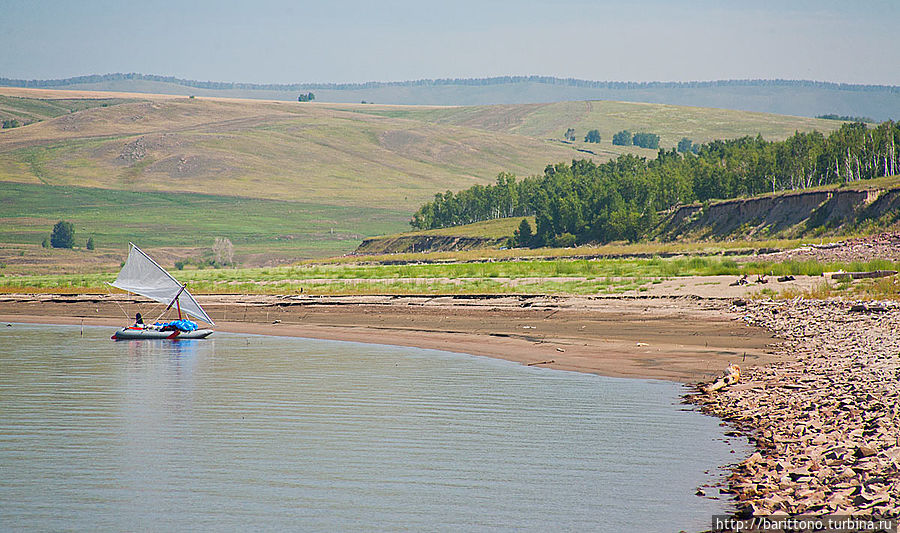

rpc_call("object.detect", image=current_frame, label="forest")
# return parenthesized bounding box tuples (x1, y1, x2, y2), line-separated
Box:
(410, 121, 900, 246)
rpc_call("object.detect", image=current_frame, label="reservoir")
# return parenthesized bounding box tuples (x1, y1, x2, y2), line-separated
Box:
(0, 323, 747, 531)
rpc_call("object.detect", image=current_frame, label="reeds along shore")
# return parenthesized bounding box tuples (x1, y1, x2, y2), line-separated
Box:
(689, 299, 900, 517)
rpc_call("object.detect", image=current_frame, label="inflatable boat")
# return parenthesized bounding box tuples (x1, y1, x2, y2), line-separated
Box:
(112, 325, 215, 340)
(109, 243, 215, 340)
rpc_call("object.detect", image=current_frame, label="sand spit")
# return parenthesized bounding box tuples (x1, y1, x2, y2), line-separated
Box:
(0, 293, 778, 382)
(689, 299, 900, 517)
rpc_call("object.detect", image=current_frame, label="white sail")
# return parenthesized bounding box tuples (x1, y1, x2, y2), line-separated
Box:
(110, 243, 215, 325)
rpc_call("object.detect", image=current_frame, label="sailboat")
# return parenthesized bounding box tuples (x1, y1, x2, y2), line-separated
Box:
(110, 243, 215, 340)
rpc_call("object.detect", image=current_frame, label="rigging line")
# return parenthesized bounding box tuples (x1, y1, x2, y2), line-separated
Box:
(153, 307, 170, 324)
(141, 300, 166, 322)
(107, 285, 132, 320)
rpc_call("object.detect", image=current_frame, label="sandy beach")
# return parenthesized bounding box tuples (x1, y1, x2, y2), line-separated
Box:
(0, 292, 779, 382)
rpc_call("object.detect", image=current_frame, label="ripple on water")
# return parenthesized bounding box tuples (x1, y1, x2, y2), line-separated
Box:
(0, 323, 749, 532)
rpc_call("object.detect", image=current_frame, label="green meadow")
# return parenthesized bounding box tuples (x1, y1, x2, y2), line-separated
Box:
(0, 182, 409, 261)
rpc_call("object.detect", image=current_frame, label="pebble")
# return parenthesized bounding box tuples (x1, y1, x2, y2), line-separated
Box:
(687, 299, 900, 517)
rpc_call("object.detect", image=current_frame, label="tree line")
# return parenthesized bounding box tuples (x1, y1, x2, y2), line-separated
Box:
(817, 114, 876, 123)
(4, 73, 898, 94)
(410, 121, 900, 246)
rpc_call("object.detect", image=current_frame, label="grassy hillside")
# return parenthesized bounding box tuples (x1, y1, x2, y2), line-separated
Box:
(5, 75, 899, 120)
(0, 94, 136, 125)
(0, 95, 587, 209)
(0, 91, 847, 205)
(352, 100, 847, 150)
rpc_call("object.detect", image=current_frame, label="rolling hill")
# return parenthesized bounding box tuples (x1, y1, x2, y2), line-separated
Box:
(349, 100, 844, 149)
(0, 93, 587, 208)
(3, 74, 899, 120)
(0, 87, 858, 270)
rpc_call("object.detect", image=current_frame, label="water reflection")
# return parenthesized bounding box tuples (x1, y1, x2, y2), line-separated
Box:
(0, 323, 749, 532)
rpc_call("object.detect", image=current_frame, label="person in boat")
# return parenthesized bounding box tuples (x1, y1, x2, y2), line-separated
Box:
(134, 313, 144, 326)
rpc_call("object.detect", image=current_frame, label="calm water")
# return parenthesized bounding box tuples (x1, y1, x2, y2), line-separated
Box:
(0, 323, 748, 532)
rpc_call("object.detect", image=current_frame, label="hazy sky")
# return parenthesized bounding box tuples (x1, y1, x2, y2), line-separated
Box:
(1, 0, 898, 85)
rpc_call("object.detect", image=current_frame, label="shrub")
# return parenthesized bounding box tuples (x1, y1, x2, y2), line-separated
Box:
(552, 233, 577, 248)
(50, 221, 75, 249)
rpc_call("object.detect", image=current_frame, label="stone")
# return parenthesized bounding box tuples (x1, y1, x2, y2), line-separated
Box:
(856, 444, 878, 458)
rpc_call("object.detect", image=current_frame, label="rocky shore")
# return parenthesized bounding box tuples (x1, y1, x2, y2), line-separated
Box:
(749, 231, 900, 263)
(689, 299, 900, 517)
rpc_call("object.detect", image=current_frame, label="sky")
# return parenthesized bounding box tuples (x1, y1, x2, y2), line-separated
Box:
(1, 0, 898, 85)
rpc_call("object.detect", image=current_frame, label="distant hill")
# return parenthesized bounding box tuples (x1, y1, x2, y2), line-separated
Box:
(2, 74, 899, 121)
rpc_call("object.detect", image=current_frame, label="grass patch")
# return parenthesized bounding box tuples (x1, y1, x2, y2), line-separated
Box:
(779, 275, 900, 301)
(6, 253, 899, 297)
(1, 255, 882, 295)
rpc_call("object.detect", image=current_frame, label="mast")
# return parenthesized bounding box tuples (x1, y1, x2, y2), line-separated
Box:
(165, 284, 187, 319)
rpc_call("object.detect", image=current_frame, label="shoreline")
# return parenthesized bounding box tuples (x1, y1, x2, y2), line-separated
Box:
(0, 293, 780, 383)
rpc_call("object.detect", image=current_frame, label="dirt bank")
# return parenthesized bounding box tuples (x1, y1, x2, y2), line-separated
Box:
(654, 186, 900, 241)
(0, 293, 780, 383)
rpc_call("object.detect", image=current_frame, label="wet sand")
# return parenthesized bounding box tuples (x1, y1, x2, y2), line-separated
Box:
(0, 293, 781, 383)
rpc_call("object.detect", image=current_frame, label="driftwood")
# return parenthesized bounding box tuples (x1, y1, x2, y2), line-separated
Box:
(729, 274, 749, 286)
(704, 364, 741, 393)
(527, 359, 555, 366)
(829, 270, 897, 281)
